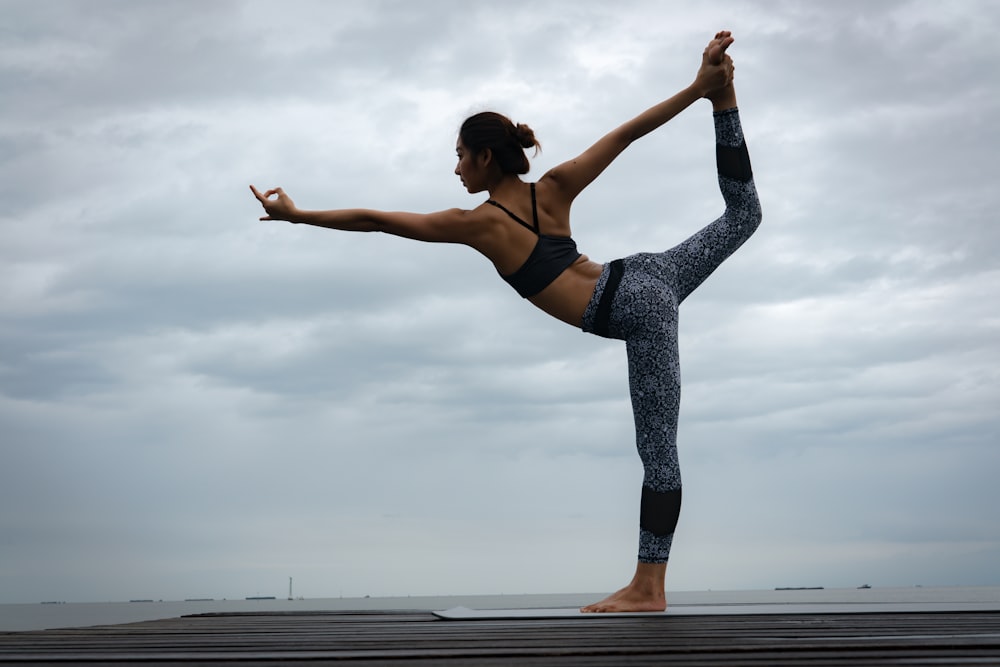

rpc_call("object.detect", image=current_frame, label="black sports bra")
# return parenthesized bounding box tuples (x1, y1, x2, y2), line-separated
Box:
(487, 183, 582, 298)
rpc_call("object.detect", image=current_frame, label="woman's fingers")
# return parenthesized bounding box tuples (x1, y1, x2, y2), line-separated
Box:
(250, 185, 282, 221)
(250, 185, 285, 202)
(705, 30, 735, 66)
(707, 39, 734, 65)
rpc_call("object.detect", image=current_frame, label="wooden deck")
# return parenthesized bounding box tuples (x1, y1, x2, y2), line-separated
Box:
(2, 608, 999, 665)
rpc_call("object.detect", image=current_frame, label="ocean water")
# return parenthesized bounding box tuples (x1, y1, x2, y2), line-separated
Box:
(2, 586, 998, 632)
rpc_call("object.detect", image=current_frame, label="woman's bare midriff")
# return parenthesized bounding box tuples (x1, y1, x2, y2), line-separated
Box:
(528, 254, 606, 327)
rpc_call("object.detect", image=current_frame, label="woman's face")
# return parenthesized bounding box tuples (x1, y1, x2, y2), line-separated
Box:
(455, 138, 487, 193)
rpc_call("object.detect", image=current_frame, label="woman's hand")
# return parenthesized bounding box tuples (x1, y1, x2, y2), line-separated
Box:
(250, 184, 299, 222)
(705, 30, 734, 66)
(693, 31, 735, 98)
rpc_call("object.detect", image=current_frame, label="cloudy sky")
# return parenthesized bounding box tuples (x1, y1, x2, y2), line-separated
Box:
(2, 0, 998, 604)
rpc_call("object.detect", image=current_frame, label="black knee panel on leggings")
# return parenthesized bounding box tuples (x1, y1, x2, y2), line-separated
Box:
(716, 141, 753, 182)
(639, 486, 682, 537)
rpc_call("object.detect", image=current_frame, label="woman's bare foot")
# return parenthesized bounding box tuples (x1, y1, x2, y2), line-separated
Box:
(581, 562, 667, 613)
(704, 31, 738, 110)
(580, 585, 666, 613)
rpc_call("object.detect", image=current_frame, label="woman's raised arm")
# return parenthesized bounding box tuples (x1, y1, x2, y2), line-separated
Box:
(544, 32, 735, 204)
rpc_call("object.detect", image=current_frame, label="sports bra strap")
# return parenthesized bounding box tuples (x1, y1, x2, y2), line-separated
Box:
(486, 183, 540, 234)
(529, 182, 538, 232)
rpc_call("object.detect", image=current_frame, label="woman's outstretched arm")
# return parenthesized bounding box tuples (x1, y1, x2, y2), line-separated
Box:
(249, 185, 483, 245)
(545, 31, 736, 203)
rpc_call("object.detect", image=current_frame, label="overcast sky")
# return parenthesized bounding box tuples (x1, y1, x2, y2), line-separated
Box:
(2, 0, 998, 604)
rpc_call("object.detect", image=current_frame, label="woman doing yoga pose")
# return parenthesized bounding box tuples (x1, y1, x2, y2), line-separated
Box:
(251, 31, 761, 613)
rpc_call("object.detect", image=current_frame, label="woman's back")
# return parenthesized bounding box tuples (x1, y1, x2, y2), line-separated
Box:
(472, 177, 603, 324)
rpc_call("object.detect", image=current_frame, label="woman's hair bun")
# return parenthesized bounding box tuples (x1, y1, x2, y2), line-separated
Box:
(514, 122, 537, 149)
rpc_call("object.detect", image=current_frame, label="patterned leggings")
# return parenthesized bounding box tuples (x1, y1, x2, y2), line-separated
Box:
(580, 108, 761, 563)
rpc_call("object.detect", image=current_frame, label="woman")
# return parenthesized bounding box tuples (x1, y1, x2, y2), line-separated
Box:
(251, 30, 761, 613)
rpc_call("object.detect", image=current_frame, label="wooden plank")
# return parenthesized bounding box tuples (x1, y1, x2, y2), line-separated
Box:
(0, 609, 998, 665)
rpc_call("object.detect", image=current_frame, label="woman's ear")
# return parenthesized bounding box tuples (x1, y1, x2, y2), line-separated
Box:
(478, 147, 493, 168)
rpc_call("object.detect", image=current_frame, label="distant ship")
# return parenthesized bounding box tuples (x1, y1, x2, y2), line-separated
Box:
(858, 584, 872, 589)
(775, 587, 824, 591)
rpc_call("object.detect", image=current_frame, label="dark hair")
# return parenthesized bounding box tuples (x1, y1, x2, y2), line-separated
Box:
(459, 111, 541, 175)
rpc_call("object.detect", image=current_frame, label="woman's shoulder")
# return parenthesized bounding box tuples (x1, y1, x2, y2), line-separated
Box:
(531, 176, 573, 230)
(459, 200, 517, 246)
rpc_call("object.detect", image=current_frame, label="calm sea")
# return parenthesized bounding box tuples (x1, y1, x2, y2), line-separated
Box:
(2, 586, 999, 632)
